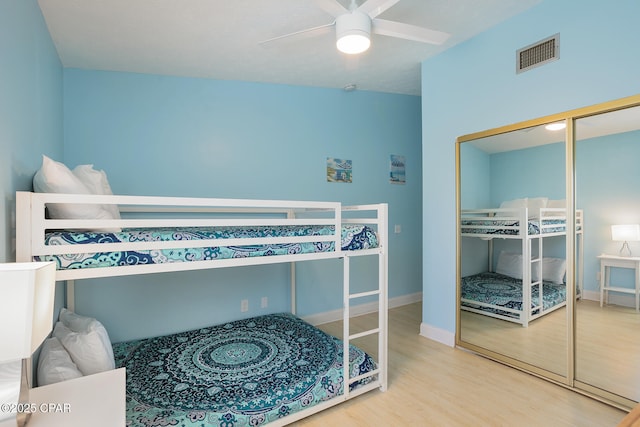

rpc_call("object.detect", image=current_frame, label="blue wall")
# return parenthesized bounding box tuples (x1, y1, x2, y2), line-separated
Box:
(62, 70, 423, 342)
(0, 0, 65, 314)
(576, 130, 640, 294)
(421, 0, 640, 336)
(0, 0, 63, 262)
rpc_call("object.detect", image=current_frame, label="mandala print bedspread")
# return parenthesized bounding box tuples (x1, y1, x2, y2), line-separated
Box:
(461, 271, 566, 315)
(113, 313, 376, 426)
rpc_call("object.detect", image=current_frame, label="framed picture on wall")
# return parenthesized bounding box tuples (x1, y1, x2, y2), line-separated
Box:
(326, 158, 352, 183)
(390, 155, 406, 184)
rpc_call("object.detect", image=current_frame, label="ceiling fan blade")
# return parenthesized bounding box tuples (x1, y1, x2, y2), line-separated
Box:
(357, 0, 400, 19)
(312, 0, 349, 18)
(259, 22, 335, 47)
(372, 18, 450, 45)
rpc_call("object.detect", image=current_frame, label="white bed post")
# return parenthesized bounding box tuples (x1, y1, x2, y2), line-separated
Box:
(290, 263, 296, 315)
(379, 203, 388, 391)
(66, 280, 75, 312)
(15, 192, 31, 263)
(287, 209, 297, 315)
(342, 255, 350, 400)
(522, 209, 531, 327)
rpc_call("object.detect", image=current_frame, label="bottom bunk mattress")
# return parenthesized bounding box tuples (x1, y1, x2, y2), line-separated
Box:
(113, 313, 377, 426)
(461, 272, 566, 319)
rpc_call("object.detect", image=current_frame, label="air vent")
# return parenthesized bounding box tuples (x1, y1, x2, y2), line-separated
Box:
(516, 33, 560, 74)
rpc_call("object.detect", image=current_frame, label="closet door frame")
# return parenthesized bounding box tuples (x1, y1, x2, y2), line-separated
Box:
(455, 93, 640, 410)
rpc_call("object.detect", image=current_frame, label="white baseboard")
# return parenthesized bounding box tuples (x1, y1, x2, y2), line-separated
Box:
(303, 292, 423, 326)
(582, 289, 637, 308)
(420, 322, 455, 347)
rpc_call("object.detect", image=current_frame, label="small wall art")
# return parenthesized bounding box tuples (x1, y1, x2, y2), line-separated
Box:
(326, 157, 352, 183)
(389, 155, 406, 184)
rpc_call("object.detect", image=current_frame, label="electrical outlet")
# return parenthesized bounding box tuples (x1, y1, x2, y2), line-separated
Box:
(596, 271, 601, 282)
(394, 224, 401, 234)
(241, 299, 249, 312)
(261, 297, 268, 308)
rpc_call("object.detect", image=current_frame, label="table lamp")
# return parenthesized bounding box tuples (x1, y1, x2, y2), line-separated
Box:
(0, 262, 56, 427)
(611, 224, 640, 257)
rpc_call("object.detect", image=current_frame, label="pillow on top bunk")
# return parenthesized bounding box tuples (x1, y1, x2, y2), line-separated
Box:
(547, 199, 566, 209)
(54, 309, 115, 376)
(496, 198, 528, 216)
(527, 197, 548, 217)
(496, 197, 548, 219)
(33, 155, 120, 224)
(37, 336, 83, 386)
(72, 164, 121, 220)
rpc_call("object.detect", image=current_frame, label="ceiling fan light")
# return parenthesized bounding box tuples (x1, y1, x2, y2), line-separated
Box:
(336, 11, 371, 55)
(337, 33, 370, 54)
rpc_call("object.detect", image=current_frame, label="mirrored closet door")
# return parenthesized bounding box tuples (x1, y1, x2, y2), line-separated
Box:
(574, 104, 640, 406)
(457, 122, 569, 380)
(456, 94, 640, 409)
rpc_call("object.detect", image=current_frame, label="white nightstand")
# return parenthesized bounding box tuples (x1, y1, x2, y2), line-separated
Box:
(598, 254, 640, 311)
(27, 368, 125, 427)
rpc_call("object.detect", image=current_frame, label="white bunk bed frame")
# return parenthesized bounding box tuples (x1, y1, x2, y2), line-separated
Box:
(460, 206, 583, 327)
(15, 191, 388, 426)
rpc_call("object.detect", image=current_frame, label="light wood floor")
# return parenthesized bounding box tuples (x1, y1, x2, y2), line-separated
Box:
(460, 299, 640, 402)
(296, 302, 626, 426)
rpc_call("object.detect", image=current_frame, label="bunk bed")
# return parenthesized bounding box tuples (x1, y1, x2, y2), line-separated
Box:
(459, 205, 583, 327)
(15, 191, 388, 426)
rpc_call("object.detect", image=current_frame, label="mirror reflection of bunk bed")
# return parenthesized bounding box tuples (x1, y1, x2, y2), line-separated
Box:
(459, 201, 583, 327)
(16, 191, 388, 427)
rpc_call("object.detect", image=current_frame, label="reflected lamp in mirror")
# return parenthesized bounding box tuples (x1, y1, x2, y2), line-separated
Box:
(611, 224, 640, 257)
(0, 262, 56, 427)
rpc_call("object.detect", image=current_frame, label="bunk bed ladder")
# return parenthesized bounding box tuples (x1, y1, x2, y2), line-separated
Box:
(532, 236, 543, 319)
(342, 260, 387, 398)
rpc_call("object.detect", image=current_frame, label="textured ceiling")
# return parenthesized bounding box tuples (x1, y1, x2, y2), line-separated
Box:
(37, 0, 542, 95)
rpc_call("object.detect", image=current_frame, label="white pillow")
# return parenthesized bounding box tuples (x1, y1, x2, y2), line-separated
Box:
(496, 198, 528, 217)
(37, 337, 83, 386)
(72, 164, 121, 220)
(547, 199, 566, 209)
(54, 310, 115, 376)
(527, 197, 548, 218)
(33, 155, 119, 230)
(497, 252, 566, 285)
(536, 257, 567, 285)
(496, 251, 523, 279)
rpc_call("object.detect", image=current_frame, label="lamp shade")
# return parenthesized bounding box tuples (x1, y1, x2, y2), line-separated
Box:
(611, 224, 640, 242)
(336, 11, 371, 54)
(0, 262, 56, 362)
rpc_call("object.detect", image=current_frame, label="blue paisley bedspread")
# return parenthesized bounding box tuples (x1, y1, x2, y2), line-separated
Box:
(461, 272, 566, 318)
(36, 224, 378, 270)
(460, 219, 571, 236)
(113, 313, 377, 427)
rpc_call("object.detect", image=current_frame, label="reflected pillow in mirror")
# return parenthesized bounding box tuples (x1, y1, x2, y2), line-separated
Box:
(537, 257, 567, 284)
(527, 197, 548, 218)
(496, 251, 523, 279)
(496, 198, 528, 217)
(547, 199, 566, 209)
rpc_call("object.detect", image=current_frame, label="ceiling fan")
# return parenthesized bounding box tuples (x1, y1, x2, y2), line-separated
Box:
(260, 0, 450, 54)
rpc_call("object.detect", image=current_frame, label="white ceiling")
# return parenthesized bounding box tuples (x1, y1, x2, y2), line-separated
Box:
(37, 0, 542, 96)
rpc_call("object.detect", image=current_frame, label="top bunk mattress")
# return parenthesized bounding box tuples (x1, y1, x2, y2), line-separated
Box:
(460, 217, 571, 237)
(35, 224, 379, 271)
